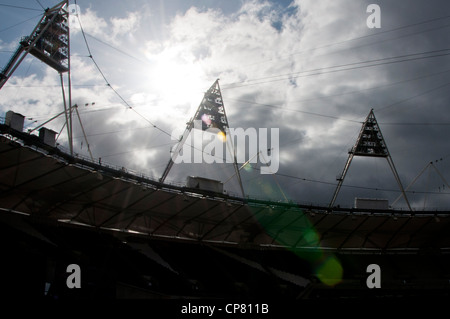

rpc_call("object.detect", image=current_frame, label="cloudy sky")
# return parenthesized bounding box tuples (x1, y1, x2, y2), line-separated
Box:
(1, 0, 450, 210)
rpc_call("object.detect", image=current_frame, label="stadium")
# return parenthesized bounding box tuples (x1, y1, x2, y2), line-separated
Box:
(1, 1, 450, 302)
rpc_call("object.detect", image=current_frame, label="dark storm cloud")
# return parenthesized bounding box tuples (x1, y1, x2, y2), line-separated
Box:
(268, 0, 450, 208)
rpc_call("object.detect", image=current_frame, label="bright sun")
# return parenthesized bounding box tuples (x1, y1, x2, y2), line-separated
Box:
(145, 49, 208, 117)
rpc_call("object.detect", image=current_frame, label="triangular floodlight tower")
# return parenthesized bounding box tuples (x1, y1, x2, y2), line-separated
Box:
(0, 1, 74, 155)
(329, 109, 412, 211)
(0, 0, 70, 85)
(159, 79, 246, 198)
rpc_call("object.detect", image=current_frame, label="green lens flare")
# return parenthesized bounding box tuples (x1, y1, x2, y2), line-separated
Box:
(303, 228, 320, 245)
(315, 255, 343, 286)
(250, 204, 344, 287)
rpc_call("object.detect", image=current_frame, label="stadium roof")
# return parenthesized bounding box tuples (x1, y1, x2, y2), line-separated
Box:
(1, 126, 450, 253)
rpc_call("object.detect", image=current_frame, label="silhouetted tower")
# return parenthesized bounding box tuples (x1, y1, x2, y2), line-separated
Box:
(0, 1, 75, 154)
(329, 109, 411, 211)
(159, 79, 245, 198)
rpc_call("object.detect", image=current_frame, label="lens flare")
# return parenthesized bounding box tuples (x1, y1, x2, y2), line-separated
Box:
(250, 202, 344, 287)
(201, 113, 211, 126)
(243, 162, 253, 172)
(315, 255, 343, 286)
(217, 131, 226, 142)
(303, 228, 320, 245)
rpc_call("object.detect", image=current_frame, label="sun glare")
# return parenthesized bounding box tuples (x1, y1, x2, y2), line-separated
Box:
(145, 49, 207, 115)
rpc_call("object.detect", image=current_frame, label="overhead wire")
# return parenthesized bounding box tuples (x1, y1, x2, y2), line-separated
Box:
(63, 5, 450, 99)
(376, 79, 450, 113)
(248, 166, 450, 197)
(84, 32, 149, 65)
(220, 13, 450, 90)
(6, 4, 449, 130)
(227, 98, 362, 123)
(279, 68, 450, 105)
(0, 4, 42, 11)
(34, 0, 45, 11)
(222, 49, 450, 89)
(72, 1, 237, 169)
(72, 9, 450, 195)
(0, 13, 43, 33)
(99, 141, 177, 159)
(246, 14, 450, 67)
(297, 22, 450, 64)
(12, 65, 450, 127)
(228, 71, 450, 125)
(73, 0, 172, 139)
